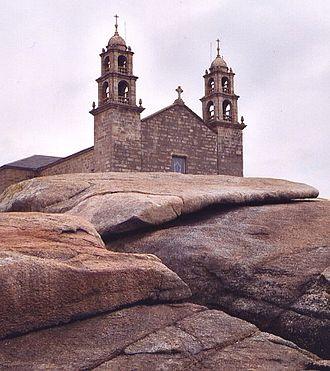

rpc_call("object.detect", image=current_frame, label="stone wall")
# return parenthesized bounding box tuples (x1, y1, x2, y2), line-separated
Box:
(217, 126, 243, 176)
(141, 103, 218, 174)
(93, 105, 142, 172)
(40, 147, 95, 176)
(0, 168, 35, 194)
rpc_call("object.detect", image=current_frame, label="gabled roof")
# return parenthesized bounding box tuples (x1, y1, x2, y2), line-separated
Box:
(0, 147, 95, 173)
(38, 146, 94, 171)
(141, 102, 204, 124)
(1, 155, 62, 171)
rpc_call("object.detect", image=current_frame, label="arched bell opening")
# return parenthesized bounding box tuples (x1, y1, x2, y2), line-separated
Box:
(118, 55, 127, 73)
(118, 80, 129, 104)
(222, 100, 232, 121)
(102, 81, 110, 103)
(207, 101, 215, 121)
(208, 78, 215, 94)
(103, 56, 110, 73)
(222, 77, 230, 93)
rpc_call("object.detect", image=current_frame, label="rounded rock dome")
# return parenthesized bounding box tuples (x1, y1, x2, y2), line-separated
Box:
(210, 55, 227, 69)
(108, 33, 126, 50)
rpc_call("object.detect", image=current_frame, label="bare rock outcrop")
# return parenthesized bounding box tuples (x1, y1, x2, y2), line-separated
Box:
(110, 200, 330, 358)
(0, 172, 327, 364)
(0, 172, 318, 237)
(1, 303, 326, 370)
(0, 212, 190, 339)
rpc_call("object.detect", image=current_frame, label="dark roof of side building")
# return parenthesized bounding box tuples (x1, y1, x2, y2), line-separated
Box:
(0, 146, 94, 172)
(1, 155, 62, 171)
(37, 146, 94, 171)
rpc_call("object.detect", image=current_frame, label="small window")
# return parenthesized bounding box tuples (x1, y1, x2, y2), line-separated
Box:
(171, 156, 186, 174)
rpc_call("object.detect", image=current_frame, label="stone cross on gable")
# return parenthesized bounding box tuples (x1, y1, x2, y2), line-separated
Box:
(175, 86, 183, 100)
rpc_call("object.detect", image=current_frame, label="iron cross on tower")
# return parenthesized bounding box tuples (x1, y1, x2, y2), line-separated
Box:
(216, 38, 220, 56)
(176, 86, 183, 100)
(114, 14, 119, 33)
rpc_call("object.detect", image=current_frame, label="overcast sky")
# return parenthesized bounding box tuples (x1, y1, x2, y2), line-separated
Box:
(0, 0, 329, 196)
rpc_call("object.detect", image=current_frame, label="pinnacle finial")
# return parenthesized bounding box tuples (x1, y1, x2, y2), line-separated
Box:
(114, 14, 119, 34)
(216, 38, 220, 57)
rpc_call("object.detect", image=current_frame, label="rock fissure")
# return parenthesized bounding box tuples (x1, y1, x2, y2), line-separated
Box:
(204, 269, 326, 323)
(61, 189, 185, 211)
(89, 306, 208, 369)
(2, 292, 191, 343)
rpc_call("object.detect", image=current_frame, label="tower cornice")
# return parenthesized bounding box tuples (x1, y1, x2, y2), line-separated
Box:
(100, 49, 134, 57)
(200, 92, 240, 102)
(207, 120, 246, 130)
(90, 101, 144, 116)
(203, 70, 235, 78)
(96, 73, 139, 83)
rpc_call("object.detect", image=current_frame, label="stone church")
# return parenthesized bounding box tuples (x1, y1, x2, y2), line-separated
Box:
(0, 20, 246, 194)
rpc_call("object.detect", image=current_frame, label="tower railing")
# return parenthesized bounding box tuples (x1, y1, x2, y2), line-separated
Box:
(118, 96, 129, 104)
(223, 114, 232, 122)
(118, 67, 128, 74)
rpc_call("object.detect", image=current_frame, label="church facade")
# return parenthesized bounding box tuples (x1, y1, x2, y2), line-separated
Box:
(0, 21, 246, 194)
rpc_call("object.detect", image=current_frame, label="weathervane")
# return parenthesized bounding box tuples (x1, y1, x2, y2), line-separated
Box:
(216, 38, 220, 57)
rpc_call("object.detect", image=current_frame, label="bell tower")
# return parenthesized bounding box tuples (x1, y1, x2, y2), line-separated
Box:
(90, 15, 144, 172)
(201, 39, 246, 176)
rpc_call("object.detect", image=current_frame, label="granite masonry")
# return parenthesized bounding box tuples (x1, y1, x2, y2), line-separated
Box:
(0, 23, 246, 194)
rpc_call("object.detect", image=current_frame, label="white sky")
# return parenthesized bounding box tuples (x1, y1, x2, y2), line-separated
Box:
(0, 0, 329, 196)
